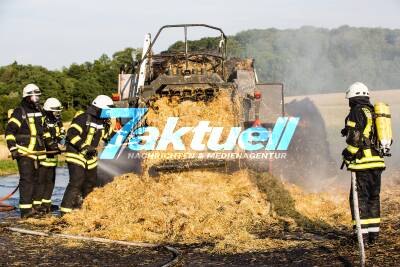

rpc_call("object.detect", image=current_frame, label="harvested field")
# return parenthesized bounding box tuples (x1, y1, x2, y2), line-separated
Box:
(1, 90, 399, 265)
(2, 175, 398, 266)
(63, 170, 275, 252)
(56, 91, 351, 253)
(286, 89, 400, 173)
(22, 171, 354, 255)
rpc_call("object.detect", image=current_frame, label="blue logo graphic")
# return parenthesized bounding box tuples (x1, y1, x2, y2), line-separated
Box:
(99, 108, 299, 159)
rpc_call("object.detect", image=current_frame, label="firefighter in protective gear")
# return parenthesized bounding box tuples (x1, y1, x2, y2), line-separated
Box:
(34, 98, 65, 213)
(60, 95, 114, 215)
(5, 84, 48, 218)
(341, 82, 385, 244)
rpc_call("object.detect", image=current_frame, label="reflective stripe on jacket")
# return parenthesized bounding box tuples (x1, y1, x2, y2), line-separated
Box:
(65, 107, 112, 169)
(344, 105, 385, 170)
(5, 100, 48, 161)
(40, 116, 65, 167)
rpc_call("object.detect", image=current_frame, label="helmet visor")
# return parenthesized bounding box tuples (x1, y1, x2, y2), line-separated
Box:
(49, 106, 62, 112)
(33, 89, 41, 95)
(27, 89, 42, 96)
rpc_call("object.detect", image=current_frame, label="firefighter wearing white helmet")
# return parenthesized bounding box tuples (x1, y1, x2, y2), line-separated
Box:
(345, 82, 370, 99)
(5, 83, 49, 218)
(60, 95, 115, 215)
(92, 95, 114, 109)
(341, 82, 385, 245)
(22, 83, 41, 97)
(33, 98, 66, 213)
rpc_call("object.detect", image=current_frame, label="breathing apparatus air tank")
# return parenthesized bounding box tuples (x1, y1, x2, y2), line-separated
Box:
(374, 102, 393, 156)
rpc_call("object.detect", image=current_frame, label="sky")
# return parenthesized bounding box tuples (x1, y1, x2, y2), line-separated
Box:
(1, 0, 399, 69)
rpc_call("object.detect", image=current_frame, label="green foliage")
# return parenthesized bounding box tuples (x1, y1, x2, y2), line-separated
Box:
(169, 26, 400, 96)
(0, 48, 141, 132)
(168, 36, 242, 58)
(0, 94, 20, 133)
(234, 26, 400, 95)
(1, 26, 400, 132)
(61, 108, 77, 122)
(168, 37, 220, 52)
(0, 160, 18, 176)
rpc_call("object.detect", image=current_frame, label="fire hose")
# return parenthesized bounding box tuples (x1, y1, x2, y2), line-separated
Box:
(5, 227, 180, 267)
(1, 140, 142, 212)
(2, 150, 64, 212)
(342, 161, 366, 267)
(0, 185, 19, 212)
(342, 160, 366, 266)
(351, 171, 366, 267)
(1, 142, 128, 213)
(1, 142, 181, 265)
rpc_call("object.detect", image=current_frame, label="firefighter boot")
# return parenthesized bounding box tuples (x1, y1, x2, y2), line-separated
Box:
(20, 208, 35, 219)
(369, 232, 379, 245)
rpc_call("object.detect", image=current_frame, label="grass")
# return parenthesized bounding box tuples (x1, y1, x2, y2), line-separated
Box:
(0, 159, 18, 176)
(0, 135, 18, 176)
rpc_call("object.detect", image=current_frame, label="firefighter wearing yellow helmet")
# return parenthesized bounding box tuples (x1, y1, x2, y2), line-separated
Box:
(60, 95, 114, 215)
(341, 82, 389, 245)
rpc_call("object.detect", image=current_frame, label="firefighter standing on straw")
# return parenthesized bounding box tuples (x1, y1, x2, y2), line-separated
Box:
(341, 82, 390, 245)
(5, 84, 49, 218)
(34, 98, 65, 213)
(60, 95, 114, 216)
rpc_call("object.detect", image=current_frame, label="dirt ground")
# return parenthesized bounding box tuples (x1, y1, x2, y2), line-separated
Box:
(0, 186, 398, 267)
(0, 222, 397, 266)
(0, 170, 398, 266)
(0, 90, 398, 266)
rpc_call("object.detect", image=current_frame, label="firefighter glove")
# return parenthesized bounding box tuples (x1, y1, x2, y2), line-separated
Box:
(81, 145, 97, 159)
(49, 142, 61, 154)
(342, 148, 356, 162)
(341, 128, 348, 137)
(11, 150, 21, 160)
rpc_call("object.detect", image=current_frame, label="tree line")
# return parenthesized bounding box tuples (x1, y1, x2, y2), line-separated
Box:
(1, 26, 400, 131)
(0, 48, 139, 132)
(172, 26, 400, 95)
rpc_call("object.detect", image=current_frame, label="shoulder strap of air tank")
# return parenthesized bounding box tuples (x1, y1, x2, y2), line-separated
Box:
(360, 105, 376, 148)
(20, 106, 30, 126)
(86, 113, 92, 133)
(352, 105, 365, 132)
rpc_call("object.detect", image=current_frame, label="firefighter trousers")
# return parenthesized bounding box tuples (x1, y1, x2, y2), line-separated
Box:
(350, 169, 382, 239)
(60, 163, 97, 213)
(33, 166, 56, 208)
(17, 157, 43, 214)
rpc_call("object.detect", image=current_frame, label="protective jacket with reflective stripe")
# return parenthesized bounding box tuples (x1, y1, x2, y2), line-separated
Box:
(344, 103, 385, 170)
(5, 100, 47, 160)
(41, 115, 65, 167)
(65, 106, 113, 169)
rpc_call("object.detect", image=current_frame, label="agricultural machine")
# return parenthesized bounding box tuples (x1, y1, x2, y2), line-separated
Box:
(98, 24, 335, 186)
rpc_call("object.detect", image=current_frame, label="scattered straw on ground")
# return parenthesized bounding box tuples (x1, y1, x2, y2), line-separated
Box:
(57, 170, 354, 253)
(284, 183, 350, 226)
(63, 170, 275, 251)
(29, 91, 356, 253)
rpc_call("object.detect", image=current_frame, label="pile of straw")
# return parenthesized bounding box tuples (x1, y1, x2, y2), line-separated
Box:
(145, 90, 240, 151)
(60, 92, 350, 252)
(63, 170, 274, 250)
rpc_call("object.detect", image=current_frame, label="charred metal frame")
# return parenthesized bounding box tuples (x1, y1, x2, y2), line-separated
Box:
(129, 24, 228, 106)
(142, 24, 227, 62)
